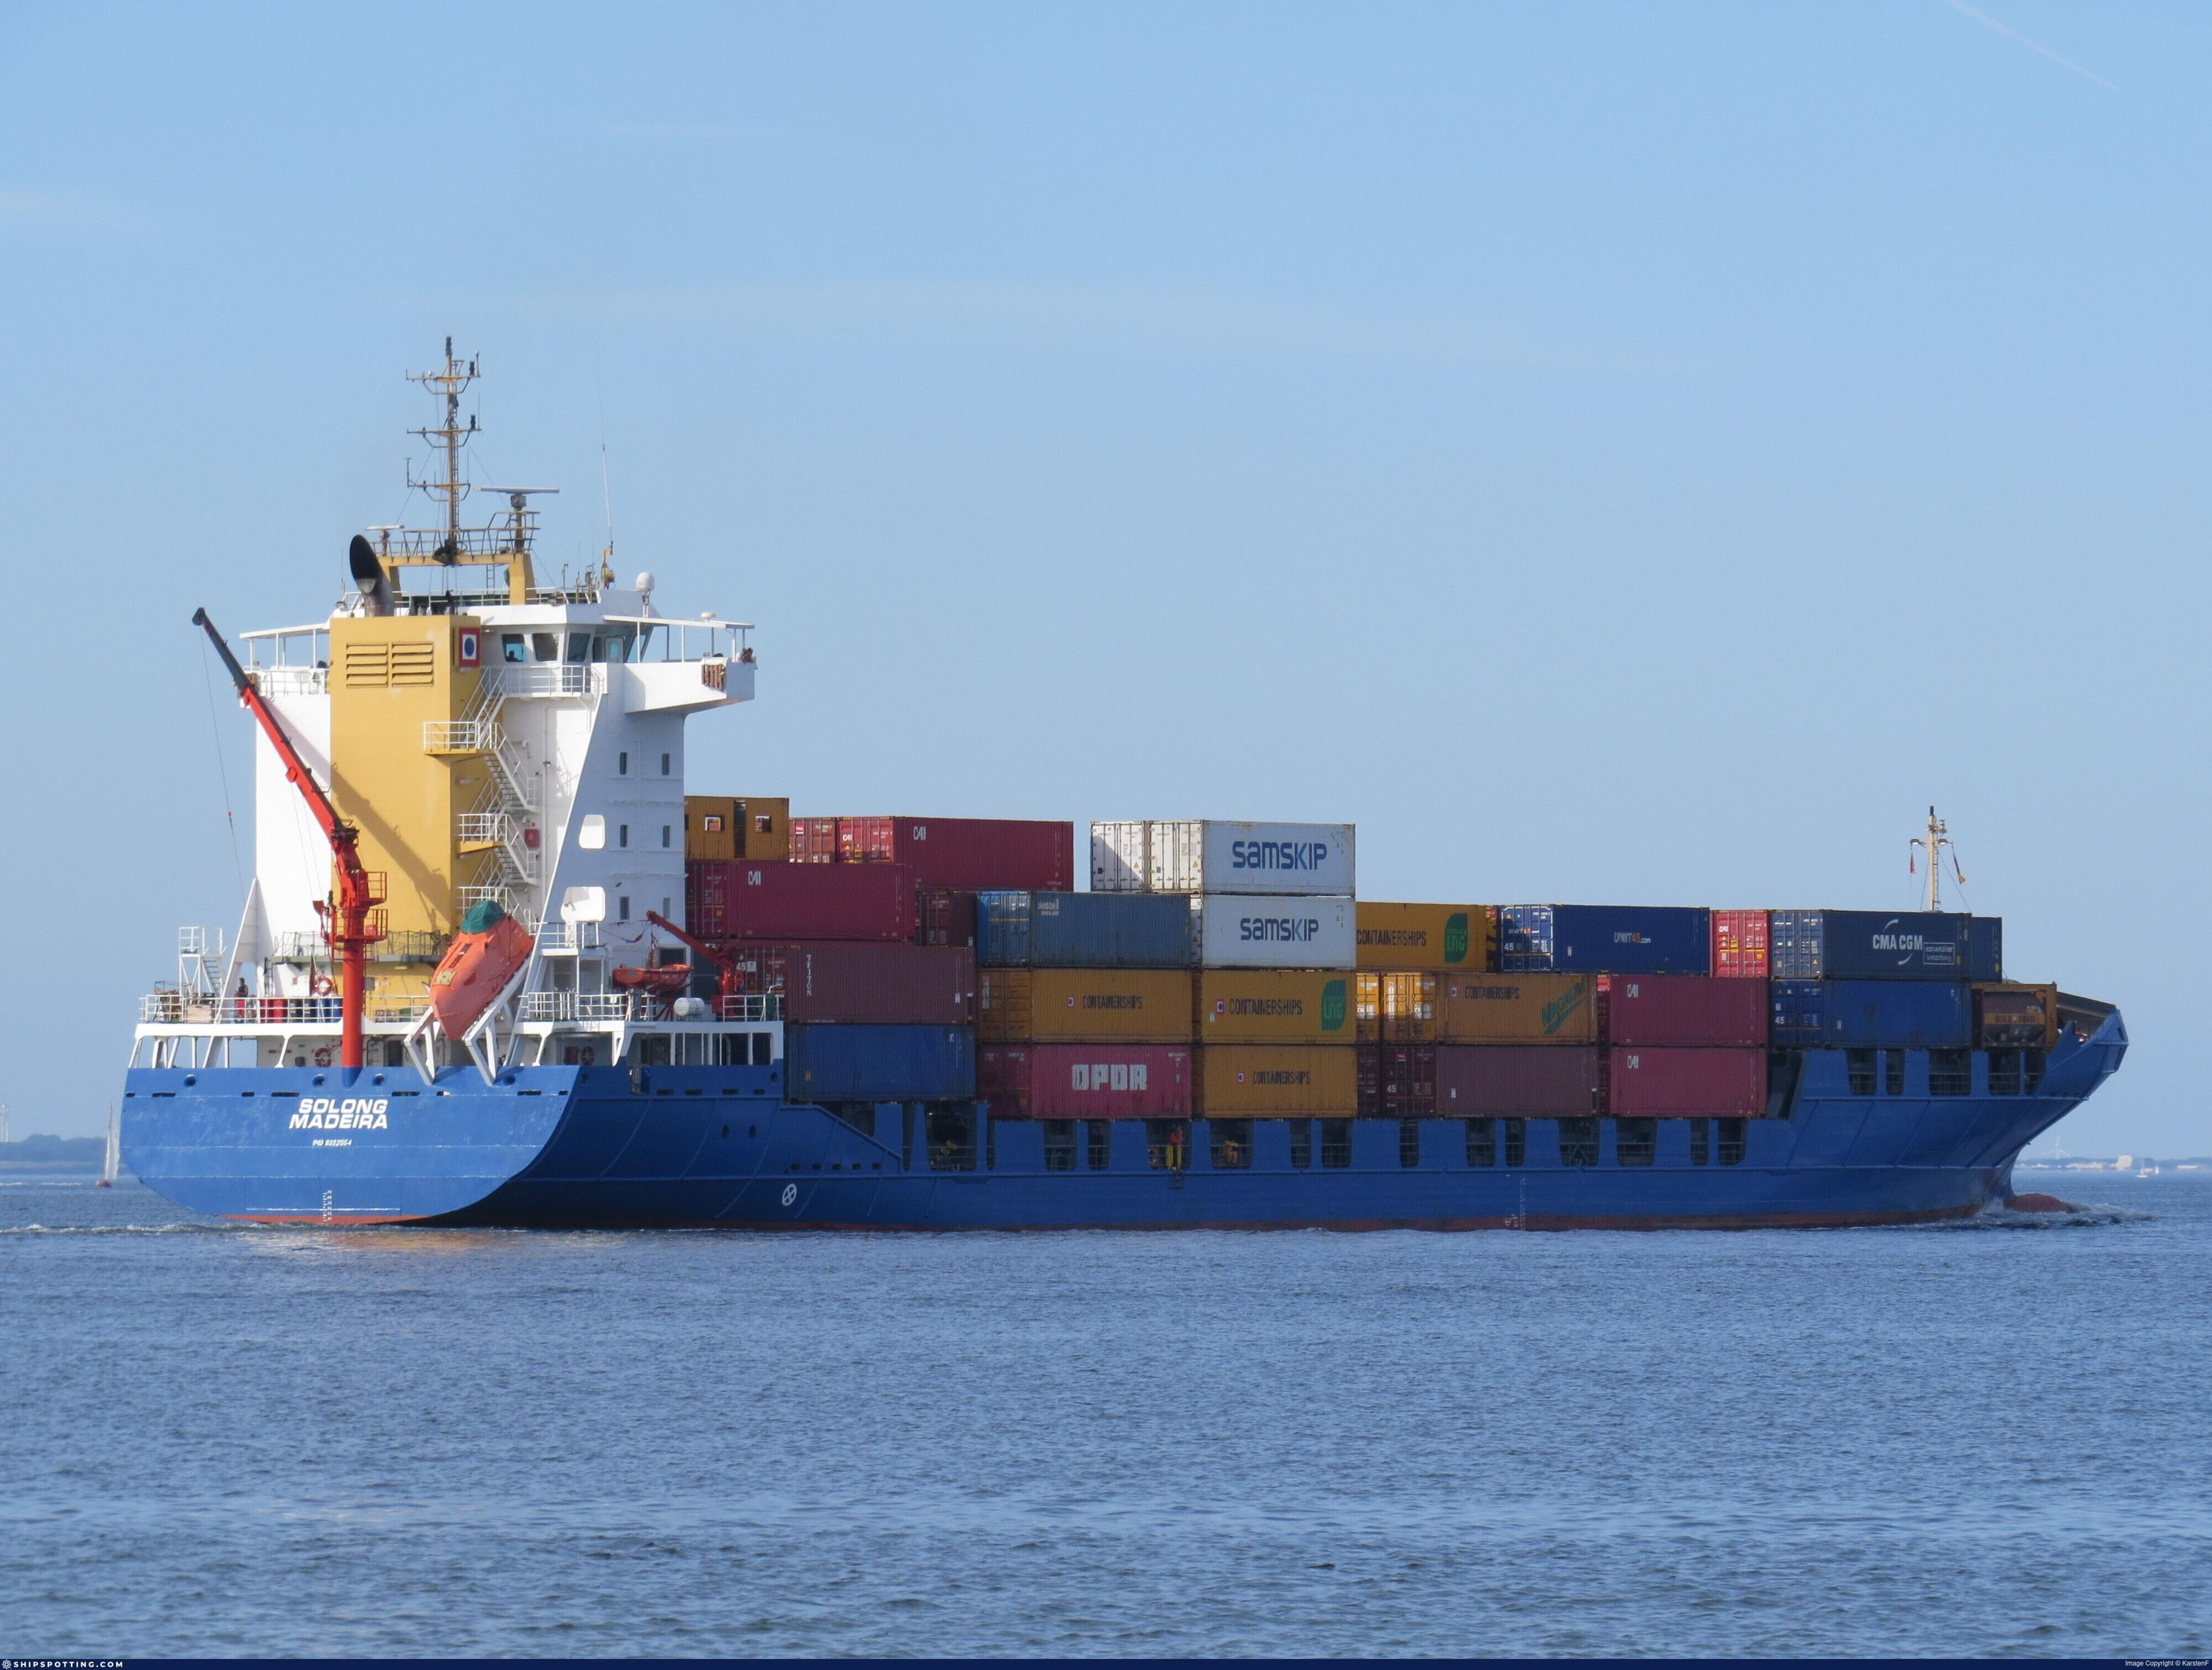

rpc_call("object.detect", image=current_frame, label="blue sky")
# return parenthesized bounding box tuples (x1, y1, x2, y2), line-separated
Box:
(1, 3, 2202, 1151)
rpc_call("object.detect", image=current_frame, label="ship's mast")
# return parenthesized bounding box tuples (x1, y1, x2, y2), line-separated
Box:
(1915, 805, 1964, 911)
(407, 337, 478, 563)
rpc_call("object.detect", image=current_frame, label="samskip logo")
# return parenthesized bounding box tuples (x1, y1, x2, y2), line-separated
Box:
(1231, 840, 1332, 872)
(289, 1097, 389, 1131)
(1240, 915, 1324, 942)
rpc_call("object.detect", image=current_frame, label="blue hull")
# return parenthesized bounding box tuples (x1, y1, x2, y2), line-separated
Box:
(122, 1014, 2126, 1230)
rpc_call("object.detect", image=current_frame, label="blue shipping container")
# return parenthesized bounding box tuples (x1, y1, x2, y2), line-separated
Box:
(1770, 911, 2001, 982)
(783, 1024, 976, 1102)
(975, 891, 1195, 968)
(1768, 980, 1972, 1048)
(1498, 905, 1711, 975)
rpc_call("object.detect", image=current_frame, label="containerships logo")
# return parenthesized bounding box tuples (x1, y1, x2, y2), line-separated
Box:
(1541, 982, 1588, 1036)
(1443, 912, 1470, 965)
(1230, 839, 1334, 873)
(289, 1098, 389, 1131)
(1320, 979, 1348, 1033)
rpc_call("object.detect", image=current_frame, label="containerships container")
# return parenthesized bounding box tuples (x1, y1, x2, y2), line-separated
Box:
(977, 968, 1194, 1043)
(1601, 975, 1767, 1047)
(1380, 972, 1437, 1042)
(1710, 910, 1768, 978)
(1435, 1045, 1601, 1117)
(1606, 1048, 1766, 1117)
(979, 1043, 1192, 1119)
(782, 1024, 975, 1102)
(1195, 970, 1354, 1043)
(1975, 983, 2059, 1050)
(687, 859, 913, 942)
(1497, 905, 1712, 975)
(1195, 1046, 1358, 1116)
(1190, 895, 1355, 969)
(835, 816, 1074, 892)
(976, 891, 1195, 968)
(1355, 903, 1494, 970)
(741, 943, 975, 1025)
(1433, 972, 1595, 1044)
(1768, 979, 1972, 1048)
(1090, 820, 1356, 896)
(1768, 910, 2002, 981)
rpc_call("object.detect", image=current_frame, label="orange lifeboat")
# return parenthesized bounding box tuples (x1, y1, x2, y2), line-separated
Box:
(429, 900, 535, 1037)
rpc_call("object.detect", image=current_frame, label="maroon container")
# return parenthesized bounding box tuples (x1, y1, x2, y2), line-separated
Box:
(687, 859, 912, 942)
(1606, 1047, 1766, 1116)
(719, 943, 974, 1023)
(787, 818, 839, 864)
(1601, 974, 1767, 1047)
(832, 816, 1074, 891)
(1435, 1045, 1601, 1117)
(1381, 1043, 1436, 1117)
(978, 1043, 1192, 1119)
(1356, 1044, 1382, 1117)
(916, 888, 979, 949)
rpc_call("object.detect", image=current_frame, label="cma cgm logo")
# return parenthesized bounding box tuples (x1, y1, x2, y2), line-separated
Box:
(1072, 1062, 1152, 1090)
(289, 1097, 390, 1131)
(1230, 840, 1332, 872)
(1240, 915, 1325, 942)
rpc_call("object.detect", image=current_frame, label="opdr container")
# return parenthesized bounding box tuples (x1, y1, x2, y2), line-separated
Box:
(1601, 975, 1767, 1047)
(1434, 973, 1595, 1044)
(1090, 820, 1356, 896)
(978, 1043, 1192, 1119)
(1497, 906, 1712, 975)
(1191, 895, 1355, 969)
(751, 943, 975, 1025)
(836, 816, 1074, 891)
(1606, 1047, 1766, 1116)
(1710, 909, 1768, 978)
(1767, 979, 1972, 1048)
(782, 1024, 975, 1102)
(975, 891, 1196, 968)
(1195, 969, 1354, 1043)
(1355, 902, 1494, 970)
(1768, 910, 2002, 981)
(1975, 983, 2059, 1050)
(1194, 1045, 1358, 1116)
(687, 860, 913, 942)
(1435, 1045, 1601, 1116)
(977, 967, 1194, 1043)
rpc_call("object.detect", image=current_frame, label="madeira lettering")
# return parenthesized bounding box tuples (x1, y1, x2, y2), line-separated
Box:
(289, 1097, 390, 1131)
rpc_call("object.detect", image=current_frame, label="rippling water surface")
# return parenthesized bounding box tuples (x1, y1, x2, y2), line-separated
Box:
(3, 1172, 2209, 1658)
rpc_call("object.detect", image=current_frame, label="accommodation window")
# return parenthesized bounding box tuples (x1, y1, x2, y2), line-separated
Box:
(1464, 1118, 1495, 1167)
(661, 752, 672, 776)
(1884, 1050, 1905, 1095)
(1397, 1119, 1421, 1168)
(1988, 1049, 2022, 1096)
(619, 824, 630, 849)
(1210, 1119, 1252, 1170)
(1319, 1119, 1351, 1169)
(662, 825, 672, 849)
(1689, 1117, 1710, 1165)
(1146, 1119, 1191, 1171)
(1615, 1118, 1656, 1167)
(752, 1032, 772, 1066)
(618, 751, 630, 776)
(618, 896, 631, 922)
(1846, 1048, 1877, 1096)
(1043, 1120, 1077, 1171)
(1503, 1118, 1527, 1168)
(1287, 1119, 1312, 1169)
(927, 1108, 975, 1172)
(1717, 1118, 1747, 1165)
(1929, 1050, 1971, 1096)
(1559, 1118, 1599, 1167)
(1086, 1119, 1111, 1171)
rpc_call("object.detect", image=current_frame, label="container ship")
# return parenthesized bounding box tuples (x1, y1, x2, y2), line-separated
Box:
(121, 349, 2127, 1229)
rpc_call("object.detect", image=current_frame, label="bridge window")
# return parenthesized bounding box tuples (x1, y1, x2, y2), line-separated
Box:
(1503, 1118, 1527, 1168)
(1043, 1120, 1077, 1171)
(1210, 1119, 1253, 1170)
(1464, 1118, 1495, 1167)
(1884, 1050, 1905, 1095)
(1615, 1118, 1656, 1167)
(1717, 1118, 1747, 1165)
(1287, 1119, 1312, 1169)
(1559, 1118, 1599, 1167)
(1929, 1050, 1971, 1096)
(1086, 1119, 1111, 1171)
(752, 1032, 772, 1066)
(1846, 1048, 1877, 1096)
(568, 631, 592, 662)
(532, 633, 558, 662)
(1398, 1119, 1421, 1168)
(1689, 1117, 1710, 1165)
(501, 633, 527, 663)
(1320, 1119, 1351, 1169)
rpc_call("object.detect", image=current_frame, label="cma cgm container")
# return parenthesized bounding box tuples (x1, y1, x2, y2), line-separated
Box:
(744, 943, 975, 1025)
(977, 968, 1194, 1043)
(1195, 970, 1354, 1043)
(1195, 1046, 1358, 1116)
(1434, 973, 1596, 1044)
(979, 1043, 1192, 1119)
(1498, 906, 1712, 975)
(1768, 980, 1972, 1048)
(1190, 895, 1356, 970)
(687, 859, 913, 942)
(1355, 903, 1494, 971)
(1606, 1048, 1766, 1117)
(782, 1024, 974, 1102)
(976, 891, 1195, 968)
(1601, 975, 1767, 1047)
(1091, 820, 1356, 896)
(1769, 910, 2002, 981)
(835, 816, 1074, 892)
(1435, 1045, 1601, 1117)
(1710, 910, 1768, 978)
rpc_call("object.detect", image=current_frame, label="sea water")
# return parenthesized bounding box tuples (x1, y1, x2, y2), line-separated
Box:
(3, 1173, 2207, 1658)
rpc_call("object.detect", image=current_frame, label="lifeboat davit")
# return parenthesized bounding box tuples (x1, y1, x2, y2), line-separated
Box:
(429, 900, 535, 1037)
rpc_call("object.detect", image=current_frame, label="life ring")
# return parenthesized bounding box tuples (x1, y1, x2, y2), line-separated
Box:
(312, 1047, 332, 1067)
(311, 975, 335, 997)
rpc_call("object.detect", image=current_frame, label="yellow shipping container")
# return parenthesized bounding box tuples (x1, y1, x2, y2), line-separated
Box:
(1380, 971, 1437, 1041)
(1355, 902, 1495, 971)
(1194, 970, 1354, 1043)
(1354, 971, 1380, 1042)
(685, 796, 739, 863)
(737, 796, 791, 862)
(1195, 1045, 1358, 1116)
(978, 967, 1194, 1043)
(1434, 972, 1595, 1044)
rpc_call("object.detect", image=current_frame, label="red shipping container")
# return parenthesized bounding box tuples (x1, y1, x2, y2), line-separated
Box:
(1606, 1047, 1766, 1116)
(978, 1043, 1192, 1119)
(1381, 1043, 1436, 1116)
(1356, 1043, 1381, 1116)
(1435, 1046, 1601, 1118)
(1601, 974, 1767, 1047)
(713, 942, 974, 1023)
(832, 815, 1074, 892)
(787, 818, 839, 864)
(1710, 909, 1769, 979)
(916, 888, 979, 949)
(687, 859, 912, 942)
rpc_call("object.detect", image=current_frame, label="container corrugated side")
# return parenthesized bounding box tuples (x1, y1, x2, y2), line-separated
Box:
(1433, 973, 1595, 1044)
(975, 891, 1195, 968)
(782, 1024, 975, 1102)
(1600, 974, 1767, 1047)
(1355, 902, 1494, 970)
(1605, 1047, 1766, 1116)
(1089, 820, 1356, 896)
(1194, 970, 1354, 1043)
(1710, 909, 1768, 978)
(688, 860, 914, 942)
(978, 1043, 1192, 1119)
(1497, 905, 1712, 975)
(1770, 910, 2002, 981)
(1191, 895, 1355, 969)
(764, 943, 975, 1024)
(737, 797, 790, 862)
(787, 817, 839, 864)
(839, 816, 1074, 891)
(1434, 1045, 1601, 1116)
(1380, 972, 1436, 1042)
(684, 796, 738, 863)
(1819, 980, 1971, 1048)
(1194, 1046, 1358, 1115)
(977, 967, 1194, 1043)
(916, 889, 979, 949)
(1381, 1043, 1436, 1116)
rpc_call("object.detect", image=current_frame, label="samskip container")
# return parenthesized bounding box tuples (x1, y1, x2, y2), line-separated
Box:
(1768, 979, 1972, 1048)
(1434, 1045, 1601, 1116)
(1434, 973, 1595, 1044)
(687, 860, 913, 942)
(975, 891, 1196, 968)
(1090, 820, 1356, 896)
(1194, 970, 1354, 1043)
(977, 967, 1195, 1043)
(978, 1043, 1192, 1119)
(836, 816, 1074, 891)
(1191, 895, 1355, 969)
(733, 943, 974, 1024)
(1194, 1046, 1358, 1116)
(1497, 905, 1712, 975)
(1601, 975, 1767, 1047)
(1606, 1047, 1766, 1116)
(1768, 910, 2002, 981)
(1975, 983, 2059, 1050)
(1710, 909, 1768, 978)
(1355, 903, 1494, 970)
(782, 1024, 975, 1102)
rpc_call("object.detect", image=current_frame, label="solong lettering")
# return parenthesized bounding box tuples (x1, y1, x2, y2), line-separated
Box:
(289, 1097, 390, 1132)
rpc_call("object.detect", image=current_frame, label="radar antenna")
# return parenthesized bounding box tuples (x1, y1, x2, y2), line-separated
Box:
(407, 336, 479, 563)
(1908, 806, 1967, 911)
